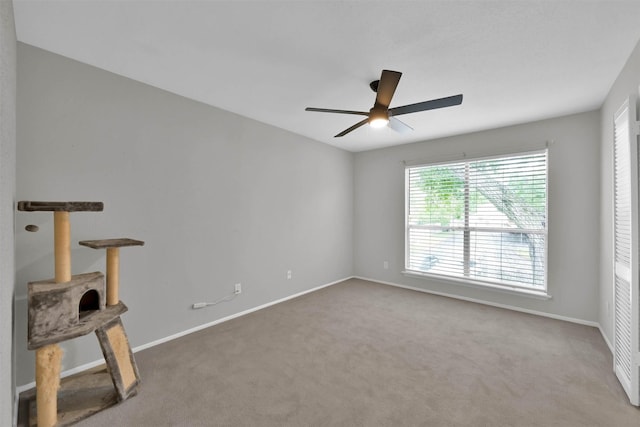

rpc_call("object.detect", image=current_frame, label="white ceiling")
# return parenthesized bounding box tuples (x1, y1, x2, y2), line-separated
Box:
(13, 0, 640, 152)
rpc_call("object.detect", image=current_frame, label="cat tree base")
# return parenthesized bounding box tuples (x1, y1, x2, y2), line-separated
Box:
(17, 365, 125, 427)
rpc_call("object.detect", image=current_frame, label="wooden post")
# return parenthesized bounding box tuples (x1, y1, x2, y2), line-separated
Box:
(36, 211, 71, 426)
(35, 344, 62, 427)
(54, 211, 71, 283)
(106, 248, 120, 306)
(79, 238, 144, 307)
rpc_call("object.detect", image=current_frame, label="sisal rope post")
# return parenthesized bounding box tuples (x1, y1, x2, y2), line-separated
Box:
(106, 248, 120, 306)
(35, 344, 63, 427)
(36, 210, 71, 426)
(54, 211, 71, 283)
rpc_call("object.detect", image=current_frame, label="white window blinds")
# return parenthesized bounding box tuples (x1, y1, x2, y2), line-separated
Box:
(406, 151, 547, 291)
(613, 97, 640, 406)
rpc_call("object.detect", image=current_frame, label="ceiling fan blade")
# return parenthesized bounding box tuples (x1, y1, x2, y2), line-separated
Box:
(374, 70, 402, 108)
(335, 118, 369, 137)
(305, 107, 368, 116)
(389, 94, 463, 117)
(388, 117, 413, 134)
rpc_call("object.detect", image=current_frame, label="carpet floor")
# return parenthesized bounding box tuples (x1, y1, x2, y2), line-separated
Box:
(77, 278, 639, 426)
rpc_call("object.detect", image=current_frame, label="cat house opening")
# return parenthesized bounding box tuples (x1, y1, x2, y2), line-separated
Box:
(79, 289, 100, 319)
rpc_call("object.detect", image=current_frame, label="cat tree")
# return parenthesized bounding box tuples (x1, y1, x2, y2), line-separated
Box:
(17, 201, 143, 426)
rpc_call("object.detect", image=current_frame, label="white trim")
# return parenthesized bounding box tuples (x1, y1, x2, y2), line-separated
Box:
(15, 357, 107, 394)
(15, 276, 351, 392)
(15, 273, 612, 409)
(598, 325, 614, 355)
(403, 147, 548, 168)
(409, 224, 548, 235)
(133, 276, 349, 353)
(13, 392, 19, 427)
(401, 270, 551, 300)
(355, 276, 597, 327)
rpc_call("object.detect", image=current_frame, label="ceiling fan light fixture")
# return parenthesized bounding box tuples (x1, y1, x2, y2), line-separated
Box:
(368, 109, 389, 128)
(369, 117, 389, 128)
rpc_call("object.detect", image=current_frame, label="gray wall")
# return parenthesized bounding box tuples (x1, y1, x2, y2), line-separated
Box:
(0, 1, 16, 426)
(354, 111, 600, 323)
(599, 39, 640, 347)
(15, 43, 354, 386)
(0, 0, 16, 424)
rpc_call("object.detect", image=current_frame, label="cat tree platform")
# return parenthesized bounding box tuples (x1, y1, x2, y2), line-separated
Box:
(17, 201, 104, 212)
(27, 272, 128, 350)
(79, 238, 144, 249)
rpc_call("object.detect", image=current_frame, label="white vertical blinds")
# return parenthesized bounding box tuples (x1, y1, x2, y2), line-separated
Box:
(613, 97, 640, 406)
(406, 151, 547, 291)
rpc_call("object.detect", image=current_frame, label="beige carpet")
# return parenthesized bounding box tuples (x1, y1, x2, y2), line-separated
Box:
(77, 278, 639, 426)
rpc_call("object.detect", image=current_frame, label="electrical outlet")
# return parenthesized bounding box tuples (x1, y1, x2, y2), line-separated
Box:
(234, 283, 242, 294)
(383, 261, 389, 270)
(287, 270, 292, 280)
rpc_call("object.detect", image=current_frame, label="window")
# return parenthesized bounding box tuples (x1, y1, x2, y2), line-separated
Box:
(405, 150, 547, 293)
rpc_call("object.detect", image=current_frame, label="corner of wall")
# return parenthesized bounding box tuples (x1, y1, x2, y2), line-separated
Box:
(0, 0, 17, 425)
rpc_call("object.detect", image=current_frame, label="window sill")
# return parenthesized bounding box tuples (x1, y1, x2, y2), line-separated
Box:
(401, 270, 552, 300)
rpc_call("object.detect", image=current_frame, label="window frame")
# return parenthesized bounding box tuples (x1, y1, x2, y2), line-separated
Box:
(403, 149, 549, 298)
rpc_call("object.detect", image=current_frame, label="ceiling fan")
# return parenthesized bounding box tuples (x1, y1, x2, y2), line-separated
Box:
(305, 70, 463, 137)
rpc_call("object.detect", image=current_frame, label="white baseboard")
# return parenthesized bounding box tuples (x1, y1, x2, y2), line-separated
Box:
(133, 276, 350, 353)
(15, 357, 108, 394)
(354, 275, 600, 327)
(16, 272, 616, 418)
(15, 276, 351, 395)
(13, 391, 19, 427)
(598, 325, 614, 354)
